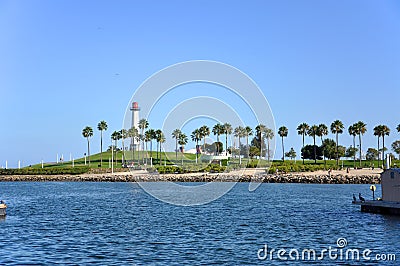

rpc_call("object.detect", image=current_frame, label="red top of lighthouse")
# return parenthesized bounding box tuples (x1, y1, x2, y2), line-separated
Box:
(131, 102, 140, 110)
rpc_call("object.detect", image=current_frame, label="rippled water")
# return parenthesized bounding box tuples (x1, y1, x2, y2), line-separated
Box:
(0, 182, 399, 265)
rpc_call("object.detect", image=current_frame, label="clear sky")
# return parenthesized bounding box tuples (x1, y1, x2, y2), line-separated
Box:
(1, 0, 400, 167)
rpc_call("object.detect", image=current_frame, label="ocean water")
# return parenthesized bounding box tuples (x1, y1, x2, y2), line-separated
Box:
(0, 182, 398, 265)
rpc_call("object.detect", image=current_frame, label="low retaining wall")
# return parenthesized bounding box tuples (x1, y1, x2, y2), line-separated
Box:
(0, 173, 380, 184)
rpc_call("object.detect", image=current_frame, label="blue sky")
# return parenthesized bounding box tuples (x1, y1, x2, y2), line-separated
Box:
(1, 0, 400, 167)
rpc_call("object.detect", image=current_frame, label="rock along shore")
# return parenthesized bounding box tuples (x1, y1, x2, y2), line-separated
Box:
(0, 171, 381, 184)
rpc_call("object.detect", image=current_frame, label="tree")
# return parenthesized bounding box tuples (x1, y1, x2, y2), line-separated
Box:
(234, 126, 246, 164)
(120, 129, 128, 165)
(155, 129, 163, 162)
(330, 120, 344, 166)
(301, 145, 323, 160)
(354, 121, 367, 167)
(111, 130, 121, 165)
(264, 128, 274, 162)
(156, 130, 165, 165)
(244, 126, 253, 160)
(97, 121, 108, 167)
(138, 119, 149, 162)
(223, 123, 233, 156)
(128, 127, 139, 164)
(199, 125, 210, 152)
(380, 125, 390, 167)
(392, 140, 400, 160)
(297, 123, 309, 164)
(145, 129, 155, 163)
(249, 146, 260, 159)
(82, 126, 94, 165)
(191, 129, 202, 164)
(321, 138, 345, 160)
(345, 146, 358, 159)
(317, 124, 328, 167)
(255, 124, 266, 159)
(307, 125, 319, 164)
(397, 124, 400, 133)
(212, 124, 224, 155)
(278, 126, 288, 162)
(366, 148, 379, 161)
(171, 129, 182, 161)
(285, 147, 296, 161)
(178, 133, 188, 165)
(348, 124, 357, 169)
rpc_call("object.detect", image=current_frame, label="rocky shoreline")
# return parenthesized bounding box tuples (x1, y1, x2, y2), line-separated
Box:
(0, 172, 380, 184)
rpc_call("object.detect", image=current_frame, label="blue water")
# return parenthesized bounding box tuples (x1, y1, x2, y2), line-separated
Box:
(0, 182, 399, 265)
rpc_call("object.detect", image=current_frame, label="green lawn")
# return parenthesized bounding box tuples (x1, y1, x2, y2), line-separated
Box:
(29, 149, 399, 171)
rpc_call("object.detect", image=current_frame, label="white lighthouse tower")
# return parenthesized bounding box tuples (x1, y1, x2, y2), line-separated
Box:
(130, 102, 140, 150)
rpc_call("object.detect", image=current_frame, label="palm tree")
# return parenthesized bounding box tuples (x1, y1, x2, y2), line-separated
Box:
(144, 130, 152, 164)
(138, 119, 149, 162)
(171, 129, 182, 161)
(157, 130, 165, 165)
(307, 125, 318, 164)
(223, 123, 232, 156)
(155, 129, 163, 162)
(199, 125, 210, 152)
(380, 125, 390, 168)
(82, 126, 93, 166)
(255, 124, 266, 159)
(355, 121, 367, 167)
(191, 129, 202, 164)
(317, 123, 328, 167)
(111, 130, 121, 165)
(234, 126, 246, 165)
(212, 124, 224, 155)
(97, 121, 108, 167)
(145, 129, 155, 164)
(264, 128, 274, 162)
(178, 133, 188, 165)
(120, 129, 128, 165)
(297, 123, 309, 164)
(330, 120, 344, 166)
(278, 126, 288, 162)
(349, 124, 357, 169)
(244, 126, 253, 160)
(128, 127, 139, 164)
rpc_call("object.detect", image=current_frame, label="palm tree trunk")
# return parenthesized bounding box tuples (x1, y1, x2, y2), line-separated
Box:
(175, 139, 178, 161)
(302, 134, 305, 164)
(282, 137, 285, 162)
(238, 138, 242, 165)
(353, 136, 356, 169)
(382, 135, 386, 169)
(321, 136, 326, 168)
(87, 138, 90, 165)
(313, 136, 316, 164)
(260, 133, 263, 160)
(359, 134, 362, 168)
(122, 138, 125, 165)
(267, 138, 270, 162)
(377, 136, 380, 169)
(246, 135, 249, 160)
(225, 134, 228, 156)
(100, 131, 103, 167)
(336, 133, 339, 166)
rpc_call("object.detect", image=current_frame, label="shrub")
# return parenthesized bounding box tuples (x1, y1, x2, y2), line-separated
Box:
(0, 166, 90, 175)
